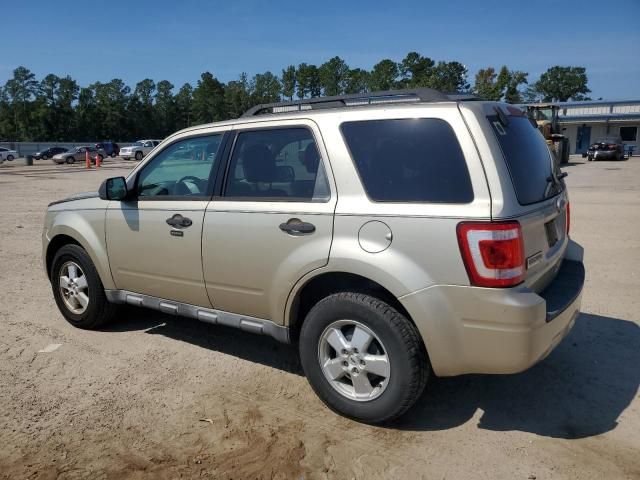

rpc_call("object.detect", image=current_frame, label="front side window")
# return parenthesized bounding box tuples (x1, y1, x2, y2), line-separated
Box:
(224, 127, 329, 201)
(341, 118, 473, 203)
(137, 134, 222, 198)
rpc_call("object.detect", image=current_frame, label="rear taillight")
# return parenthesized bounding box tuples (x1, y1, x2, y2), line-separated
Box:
(566, 202, 570, 236)
(457, 222, 525, 288)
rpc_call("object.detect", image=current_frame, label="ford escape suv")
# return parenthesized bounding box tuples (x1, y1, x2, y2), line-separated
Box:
(42, 89, 585, 423)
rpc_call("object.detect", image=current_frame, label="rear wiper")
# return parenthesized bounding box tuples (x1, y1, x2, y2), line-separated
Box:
(545, 171, 567, 197)
(547, 171, 568, 183)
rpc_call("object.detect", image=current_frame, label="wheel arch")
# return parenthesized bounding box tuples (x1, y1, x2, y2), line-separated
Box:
(45, 219, 115, 289)
(286, 271, 415, 343)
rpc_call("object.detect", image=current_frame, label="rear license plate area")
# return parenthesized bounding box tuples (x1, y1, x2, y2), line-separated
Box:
(545, 219, 559, 247)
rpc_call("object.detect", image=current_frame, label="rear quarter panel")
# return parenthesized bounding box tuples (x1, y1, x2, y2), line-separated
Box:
(305, 104, 492, 295)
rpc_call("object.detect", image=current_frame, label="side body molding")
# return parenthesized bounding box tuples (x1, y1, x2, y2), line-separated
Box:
(105, 290, 290, 343)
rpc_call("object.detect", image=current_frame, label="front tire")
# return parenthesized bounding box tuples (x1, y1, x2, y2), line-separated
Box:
(41, 154, 48, 160)
(66, 156, 75, 164)
(135, 151, 143, 161)
(51, 244, 118, 329)
(6, 155, 14, 161)
(299, 292, 428, 424)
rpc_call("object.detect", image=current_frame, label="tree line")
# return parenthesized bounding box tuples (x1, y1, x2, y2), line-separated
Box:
(0, 52, 591, 142)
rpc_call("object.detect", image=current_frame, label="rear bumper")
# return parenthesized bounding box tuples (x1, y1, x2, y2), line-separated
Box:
(400, 240, 585, 376)
(590, 150, 617, 159)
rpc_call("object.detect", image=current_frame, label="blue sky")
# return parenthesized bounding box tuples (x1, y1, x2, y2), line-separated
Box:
(2, 0, 639, 100)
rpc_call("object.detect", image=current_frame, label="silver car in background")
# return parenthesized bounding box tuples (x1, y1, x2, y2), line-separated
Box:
(119, 139, 162, 161)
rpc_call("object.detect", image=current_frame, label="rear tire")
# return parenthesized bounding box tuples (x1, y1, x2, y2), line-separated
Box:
(299, 292, 428, 424)
(110, 152, 116, 158)
(51, 244, 118, 329)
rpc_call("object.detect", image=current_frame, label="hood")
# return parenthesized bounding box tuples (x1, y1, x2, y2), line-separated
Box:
(48, 191, 99, 207)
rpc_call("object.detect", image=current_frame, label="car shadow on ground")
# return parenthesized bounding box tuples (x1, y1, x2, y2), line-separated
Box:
(104, 310, 638, 439)
(102, 305, 304, 376)
(396, 313, 639, 439)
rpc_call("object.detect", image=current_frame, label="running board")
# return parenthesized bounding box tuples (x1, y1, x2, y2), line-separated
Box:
(104, 290, 290, 343)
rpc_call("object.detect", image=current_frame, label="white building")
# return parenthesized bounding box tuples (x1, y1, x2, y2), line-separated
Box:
(556, 100, 640, 155)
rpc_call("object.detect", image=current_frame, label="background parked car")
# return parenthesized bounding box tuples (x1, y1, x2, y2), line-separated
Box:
(95, 142, 120, 158)
(0, 147, 18, 161)
(587, 136, 625, 161)
(34, 146, 68, 160)
(52, 146, 106, 164)
(119, 139, 161, 161)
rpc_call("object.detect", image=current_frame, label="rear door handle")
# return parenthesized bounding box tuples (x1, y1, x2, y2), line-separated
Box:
(279, 219, 315, 235)
(166, 214, 192, 228)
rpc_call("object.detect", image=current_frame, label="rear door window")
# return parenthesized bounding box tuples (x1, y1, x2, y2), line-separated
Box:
(223, 127, 330, 202)
(340, 118, 473, 203)
(488, 114, 561, 205)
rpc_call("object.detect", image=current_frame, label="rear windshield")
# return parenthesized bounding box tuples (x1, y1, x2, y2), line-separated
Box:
(340, 118, 473, 203)
(488, 114, 561, 205)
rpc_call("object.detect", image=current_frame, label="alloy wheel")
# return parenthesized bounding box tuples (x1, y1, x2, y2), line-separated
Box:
(318, 320, 390, 401)
(58, 261, 89, 314)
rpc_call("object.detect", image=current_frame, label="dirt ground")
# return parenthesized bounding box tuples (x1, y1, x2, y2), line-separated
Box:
(0, 155, 638, 479)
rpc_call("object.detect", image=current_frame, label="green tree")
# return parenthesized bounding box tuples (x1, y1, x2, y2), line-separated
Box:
(428, 61, 469, 92)
(399, 52, 434, 88)
(296, 63, 321, 99)
(281, 65, 296, 100)
(344, 68, 370, 94)
(75, 86, 98, 140)
(3, 66, 39, 140)
(154, 80, 175, 137)
(474, 66, 528, 102)
(129, 79, 156, 138)
(474, 67, 501, 100)
(191, 72, 225, 124)
(530, 66, 591, 102)
(368, 59, 399, 91)
(319, 56, 349, 96)
(224, 73, 251, 119)
(251, 71, 281, 105)
(175, 83, 193, 129)
(92, 79, 130, 140)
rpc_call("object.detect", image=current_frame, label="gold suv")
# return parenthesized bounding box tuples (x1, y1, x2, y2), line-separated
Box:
(43, 89, 585, 423)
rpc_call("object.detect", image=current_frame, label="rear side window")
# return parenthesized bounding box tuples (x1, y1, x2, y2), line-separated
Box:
(224, 127, 330, 202)
(340, 118, 473, 203)
(488, 114, 560, 205)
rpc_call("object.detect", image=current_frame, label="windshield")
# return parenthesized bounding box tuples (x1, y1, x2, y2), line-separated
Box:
(489, 114, 562, 205)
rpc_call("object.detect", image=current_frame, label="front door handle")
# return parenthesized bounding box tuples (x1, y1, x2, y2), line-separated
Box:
(166, 214, 192, 229)
(279, 219, 315, 235)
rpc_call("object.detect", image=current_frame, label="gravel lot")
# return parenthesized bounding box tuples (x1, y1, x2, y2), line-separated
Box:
(0, 155, 638, 479)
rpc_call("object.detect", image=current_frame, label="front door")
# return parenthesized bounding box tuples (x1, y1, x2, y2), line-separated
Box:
(106, 132, 226, 307)
(202, 122, 335, 322)
(576, 125, 591, 154)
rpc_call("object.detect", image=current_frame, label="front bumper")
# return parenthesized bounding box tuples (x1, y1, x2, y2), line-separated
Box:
(400, 241, 585, 377)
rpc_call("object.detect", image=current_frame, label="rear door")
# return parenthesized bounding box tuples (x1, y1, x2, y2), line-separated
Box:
(485, 108, 569, 290)
(202, 120, 335, 322)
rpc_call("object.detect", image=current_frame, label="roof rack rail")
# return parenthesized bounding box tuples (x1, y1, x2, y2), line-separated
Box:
(242, 88, 476, 117)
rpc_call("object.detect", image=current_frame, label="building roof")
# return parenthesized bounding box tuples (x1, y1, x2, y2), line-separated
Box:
(559, 113, 640, 124)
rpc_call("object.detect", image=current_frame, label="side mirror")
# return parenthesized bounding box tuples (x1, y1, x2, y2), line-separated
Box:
(99, 176, 129, 201)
